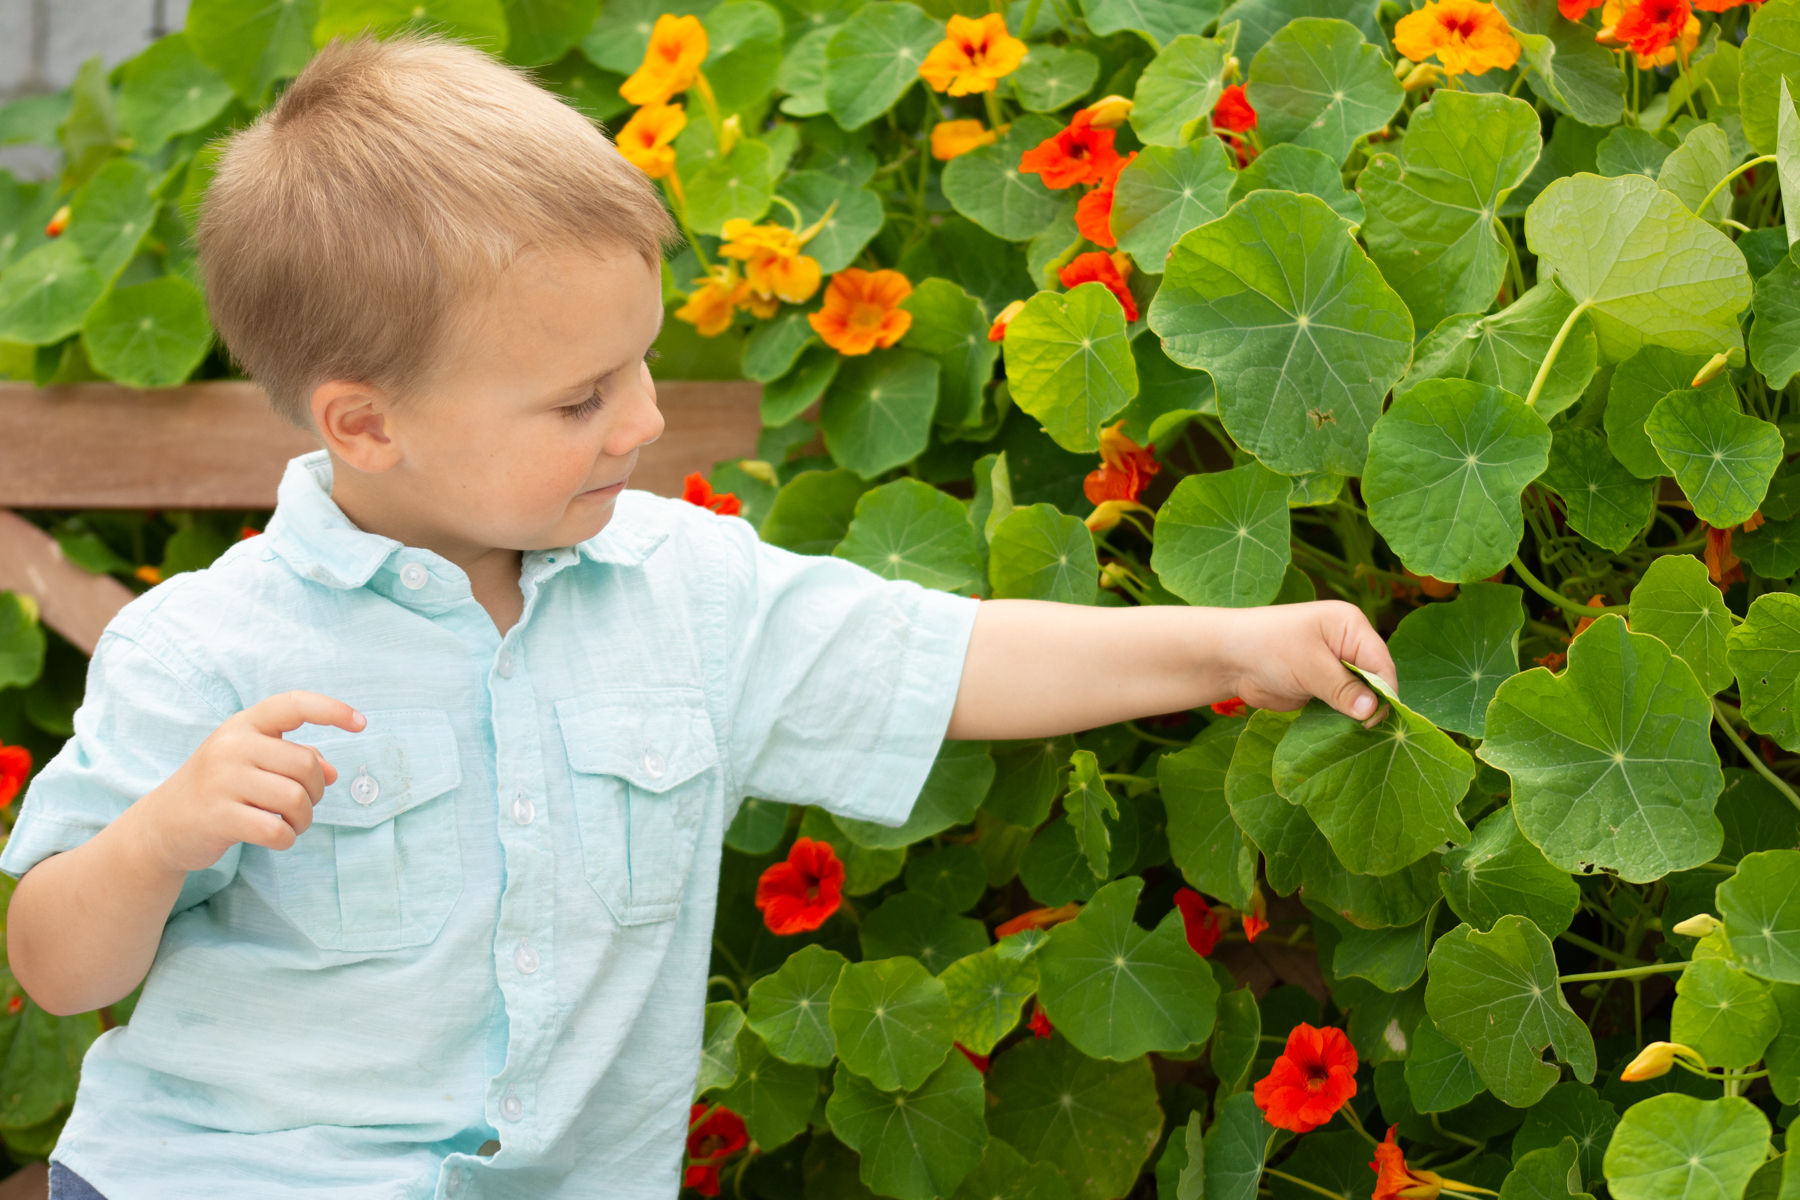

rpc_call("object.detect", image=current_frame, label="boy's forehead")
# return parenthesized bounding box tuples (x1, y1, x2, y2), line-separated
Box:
(453, 247, 663, 370)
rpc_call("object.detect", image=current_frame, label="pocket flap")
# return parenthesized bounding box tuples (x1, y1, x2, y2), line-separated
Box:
(556, 689, 719, 793)
(291, 709, 462, 828)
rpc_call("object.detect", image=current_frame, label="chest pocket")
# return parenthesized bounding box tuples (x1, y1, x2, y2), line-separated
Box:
(276, 710, 463, 952)
(557, 689, 718, 926)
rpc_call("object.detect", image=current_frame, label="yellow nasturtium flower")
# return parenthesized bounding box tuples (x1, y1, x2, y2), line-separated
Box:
(620, 14, 709, 106)
(1393, 0, 1521, 76)
(719, 219, 824, 305)
(919, 14, 1028, 96)
(616, 102, 687, 179)
(674, 263, 743, 338)
(930, 119, 999, 161)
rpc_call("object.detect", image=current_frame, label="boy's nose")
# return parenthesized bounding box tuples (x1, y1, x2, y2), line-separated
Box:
(608, 374, 664, 457)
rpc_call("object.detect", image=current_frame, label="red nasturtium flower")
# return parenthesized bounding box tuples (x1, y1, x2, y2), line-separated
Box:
(1534, 651, 1567, 672)
(1029, 1004, 1054, 1039)
(682, 473, 742, 517)
(1173, 888, 1229, 956)
(1559, 0, 1603, 18)
(1242, 888, 1269, 943)
(0, 743, 32, 809)
(1212, 85, 1258, 133)
(1019, 109, 1122, 189)
(1253, 1023, 1359, 1132)
(685, 1103, 749, 1197)
(3, 996, 20, 1017)
(755, 838, 844, 934)
(1083, 421, 1159, 506)
(1371, 1126, 1490, 1200)
(957, 1043, 990, 1073)
(1211, 697, 1249, 718)
(1074, 151, 1136, 249)
(1599, 0, 1692, 59)
(1059, 252, 1138, 322)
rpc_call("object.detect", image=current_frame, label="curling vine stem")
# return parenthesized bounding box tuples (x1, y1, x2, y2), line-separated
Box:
(1697, 155, 1777, 223)
(1510, 556, 1630, 616)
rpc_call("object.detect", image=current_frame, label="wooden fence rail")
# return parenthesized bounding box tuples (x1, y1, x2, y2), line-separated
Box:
(0, 380, 764, 652)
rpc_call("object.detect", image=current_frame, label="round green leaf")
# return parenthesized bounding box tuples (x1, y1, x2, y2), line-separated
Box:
(1037, 876, 1218, 1059)
(759, 467, 871, 554)
(1111, 138, 1236, 269)
(1596, 127, 1673, 181)
(1645, 389, 1784, 528)
(1151, 462, 1292, 608)
(1212, 985, 1262, 1095)
(188, 0, 321, 101)
(777, 169, 884, 275)
(1603, 1095, 1771, 1200)
(1728, 593, 1800, 752)
(1541, 428, 1655, 553)
(899, 277, 998, 429)
(1493, 0, 1625, 127)
(579, 0, 716, 71)
(1081, 0, 1221, 48)
(0, 241, 105, 345)
(1229, 142, 1365, 229)
(1513, 1083, 1619, 1191)
(1217, 0, 1384, 63)
(700, 1, 784, 119)
(714, 1024, 823, 1149)
(984, 735, 1075, 828)
(1718, 849, 1800, 983)
(1425, 915, 1598, 1108)
(1358, 91, 1542, 331)
(1160, 719, 1258, 909)
(1011, 45, 1098, 113)
(1019, 818, 1103, 906)
(985, 1034, 1163, 1200)
(498, 0, 599, 63)
(1389, 581, 1525, 738)
(820, 347, 941, 478)
(1129, 33, 1233, 148)
(0, 594, 47, 691)
(1604, 346, 1732, 480)
(1245, 18, 1403, 166)
(1658, 125, 1734, 221)
(952, 1136, 1074, 1200)
(1399, 283, 1599, 421)
(1364, 379, 1552, 584)
(826, 1056, 988, 1200)
(941, 943, 1039, 1056)
(861, 892, 991, 974)
(823, 2, 942, 130)
(699, 1000, 747, 1095)
(988, 504, 1099, 604)
(1206, 1090, 1276, 1200)
(905, 845, 988, 914)
(1525, 173, 1752, 362)
(314, 0, 510, 50)
(1719, 769, 1800, 865)
(741, 307, 818, 383)
(1741, 0, 1800, 155)
(747, 943, 847, 1067)
(81, 276, 213, 388)
(829, 957, 955, 1092)
(941, 116, 1069, 242)
(1481, 614, 1724, 883)
(1501, 1140, 1590, 1200)
(776, 24, 836, 116)
(1751, 255, 1800, 390)
(116, 34, 235, 154)
(1004, 283, 1138, 454)
(1406, 1020, 1483, 1114)
(762, 343, 841, 427)
(684, 139, 776, 235)
(833, 478, 984, 593)
(835, 740, 994, 852)
(1671, 958, 1779, 1070)
(1441, 805, 1579, 939)
(800, 806, 906, 896)
(1628, 554, 1733, 695)
(65, 158, 159, 285)
(1317, 902, 1434, 992)
(1149, 189, 1413, 476)
(1738, 515, 1800, 580)
(1271, 679, 1476, 877)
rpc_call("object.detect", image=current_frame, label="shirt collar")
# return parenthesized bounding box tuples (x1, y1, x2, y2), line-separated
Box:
(264, 451, 668, 591)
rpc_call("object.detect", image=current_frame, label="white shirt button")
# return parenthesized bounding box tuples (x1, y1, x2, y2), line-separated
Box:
(500, 1092, 524, 1121)
(512, 791, 535, 825)
(399, 562, 429, 590)
(514, 939, 539, 974)
(496, 650, 515, 678)
(350, 769, 379, 806)
(642, 750, 665, 778)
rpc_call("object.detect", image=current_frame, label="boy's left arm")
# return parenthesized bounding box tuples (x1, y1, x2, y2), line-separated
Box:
(946, 599, 1397, 741)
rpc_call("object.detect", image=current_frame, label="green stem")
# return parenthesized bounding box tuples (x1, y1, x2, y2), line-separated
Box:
(1101, 773, 1157, 787)
(1558, 928, 1638, 967)
(706, 974, 742, 1002)
(1697, 155, 1777, 223)
(1524, 299, 1593, 409)
(662, 173, 711, 272)
(1431, 1113, 1484, 1150)
(1713, 699, 1800, 815)
(1338, 1104, 1380, 1147)
(1263, 1169, 1348, 1200)
(1125, 720, 1189, 746)
(1559, 961, 1687, 983)
(1494, 217, 1526, 302)
(1510, 556, 1630, 617)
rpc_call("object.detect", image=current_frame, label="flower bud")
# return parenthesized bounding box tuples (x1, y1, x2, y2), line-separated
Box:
(1084, 95, 1134, 128)
(718, 114, 741, 157)
(1099, 561, 1136, 588)
(1394, 56, 1416, 78)
(1402, 62, 1443, 90)
(987, 299, 1027, 342)
(1620, 1041, 1705, 1082)
(44, 205, 70, 238)
(1671, 912, 1723, 937)
(1595, 22, 1625, 46)
(737, 459, 778, 487)
(1109, 251, 1134, 284)
(1086, 501, 1153, 533)
(1691, 352, 1731, 387)
(1225, 55, 1240, 79)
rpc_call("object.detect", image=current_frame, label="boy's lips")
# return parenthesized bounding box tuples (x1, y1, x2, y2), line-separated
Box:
(581, 479, 628, 498)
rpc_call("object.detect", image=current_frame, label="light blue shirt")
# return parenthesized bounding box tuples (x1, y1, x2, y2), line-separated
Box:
(2, 451, 978, 1200)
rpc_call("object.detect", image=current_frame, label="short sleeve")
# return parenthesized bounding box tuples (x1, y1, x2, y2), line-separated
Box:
(718, 519, 979, 827)
(1, 630, 242, 913)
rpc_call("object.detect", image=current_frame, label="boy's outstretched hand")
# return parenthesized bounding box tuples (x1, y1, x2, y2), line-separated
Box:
(947, 598, 1396, 742)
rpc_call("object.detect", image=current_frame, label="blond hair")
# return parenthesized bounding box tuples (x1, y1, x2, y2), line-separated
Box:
(196, 36, 676, 427)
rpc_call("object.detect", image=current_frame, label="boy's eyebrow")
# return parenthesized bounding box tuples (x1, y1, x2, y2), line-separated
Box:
(558, 312, 667, 398)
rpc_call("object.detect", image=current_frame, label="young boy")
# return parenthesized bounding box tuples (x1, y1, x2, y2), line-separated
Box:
(3, 36, 1394, 1200)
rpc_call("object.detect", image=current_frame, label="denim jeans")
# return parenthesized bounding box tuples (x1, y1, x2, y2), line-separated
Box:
(49, 1163, 107, 1200)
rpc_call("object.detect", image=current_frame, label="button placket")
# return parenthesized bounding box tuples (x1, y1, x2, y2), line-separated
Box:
(500, 1092, 525, 1122)
(511, 788, 535, 825)
(514, 937, 540, 975)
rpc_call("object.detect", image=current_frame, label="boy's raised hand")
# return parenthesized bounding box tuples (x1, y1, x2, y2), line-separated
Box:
(132, 692, 365, 874)
(1218, 600, 1398, 725)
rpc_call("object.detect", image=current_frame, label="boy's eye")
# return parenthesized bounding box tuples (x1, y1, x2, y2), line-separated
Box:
(563, 390, 606, 419)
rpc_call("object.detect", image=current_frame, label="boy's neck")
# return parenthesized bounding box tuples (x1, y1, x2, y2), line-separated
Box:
(329, 468, 526, 636)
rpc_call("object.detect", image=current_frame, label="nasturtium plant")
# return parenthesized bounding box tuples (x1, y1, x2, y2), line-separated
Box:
(9, 0, 1800, 1189)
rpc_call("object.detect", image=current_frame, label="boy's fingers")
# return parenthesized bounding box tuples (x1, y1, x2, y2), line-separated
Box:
(242, 691, 366, 739)
(244, 774, 315, 838)
(251, 739, 330, 803)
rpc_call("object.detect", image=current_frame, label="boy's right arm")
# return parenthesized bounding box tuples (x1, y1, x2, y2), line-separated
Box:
(7, 692, 364, 1016)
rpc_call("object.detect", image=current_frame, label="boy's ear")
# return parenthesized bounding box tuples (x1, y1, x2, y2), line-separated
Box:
(311, 380, 401, 473)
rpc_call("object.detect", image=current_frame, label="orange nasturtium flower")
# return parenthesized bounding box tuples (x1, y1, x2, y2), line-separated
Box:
(755, 838, 845, 934)
(719, 219, 823, 305)
(1394, 0, 1521, 76)
(682, 473, 742, 517)
(1083, 421, 1159, 505)
(616, 102, 687, 179)
(1019, 109, 1123, 189)
(808, 268, 914, 355)
(988, 298, 1028, 341)
(995, 902, 1083, 937)
(1706, 524, 1743, 587)
(1559, 0, 1604, 18)
(931, 118, 1000, 161)
(620, 14, 709, 106)
(1212, 84, 1258, 133)
(675, 264, 745, 337)
(135, 564, 163, 586)
(0, 742, 32, 808)
(1254, 1023, 1358, 1132)
(919, 13, 1028, 95)
(1059, 251, 1137, 322)
(1599, 0, 1697, 65)
(1075, 151, 1136, 249)
(1371, 1127, 1495, 1200)
(1242, 887, 1269, 942)
(1211, 697, 1249, 718)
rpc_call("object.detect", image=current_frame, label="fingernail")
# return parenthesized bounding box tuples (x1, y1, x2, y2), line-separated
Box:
(1352, 693, 1375, 718)
(352, 709, 366, 727)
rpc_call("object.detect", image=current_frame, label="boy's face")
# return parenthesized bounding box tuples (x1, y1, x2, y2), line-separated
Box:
(320, 246, 667, 555)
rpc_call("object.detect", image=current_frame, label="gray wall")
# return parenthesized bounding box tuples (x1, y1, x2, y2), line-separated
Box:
(2, 0, 194, 178)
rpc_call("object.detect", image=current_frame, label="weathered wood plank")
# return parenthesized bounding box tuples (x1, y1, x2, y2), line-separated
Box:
(0, 510, 135, 655)
(0, 380, 763, 509)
